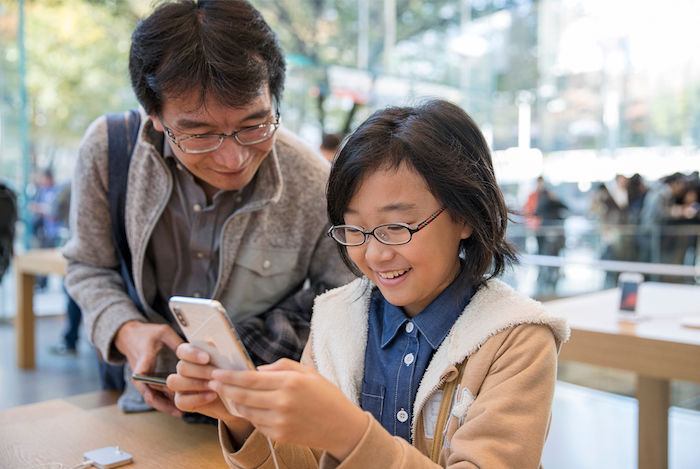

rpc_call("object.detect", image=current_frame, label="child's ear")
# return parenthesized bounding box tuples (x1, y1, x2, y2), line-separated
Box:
(460, 223, 473, 240)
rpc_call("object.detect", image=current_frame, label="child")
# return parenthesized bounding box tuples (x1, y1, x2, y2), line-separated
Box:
(170, 99, 570, 468)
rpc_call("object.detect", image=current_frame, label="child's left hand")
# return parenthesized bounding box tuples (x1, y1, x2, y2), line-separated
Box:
(209, 359, 368, 460)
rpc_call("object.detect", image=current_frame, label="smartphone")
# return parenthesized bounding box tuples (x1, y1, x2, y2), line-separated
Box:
(618, 272, 644, 315)
(132, 372, 170, 386)
(168, 296, 255, 416)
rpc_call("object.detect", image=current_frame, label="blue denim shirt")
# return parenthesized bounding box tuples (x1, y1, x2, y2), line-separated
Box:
(360, 266, 474, 442)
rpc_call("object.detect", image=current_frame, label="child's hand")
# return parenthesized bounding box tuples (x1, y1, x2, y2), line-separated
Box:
(169, 343, 253, 437)
(210, 359, 368, 460)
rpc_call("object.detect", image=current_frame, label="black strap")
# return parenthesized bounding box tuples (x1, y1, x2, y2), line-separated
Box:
(106, 109, 144, 312)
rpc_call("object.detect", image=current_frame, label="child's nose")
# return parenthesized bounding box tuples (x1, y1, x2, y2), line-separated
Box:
(364, 235, 394, 262)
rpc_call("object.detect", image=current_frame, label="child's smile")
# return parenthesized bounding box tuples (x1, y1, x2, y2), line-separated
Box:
(375, 267, 411, 285)
(344, 163, 472, 317)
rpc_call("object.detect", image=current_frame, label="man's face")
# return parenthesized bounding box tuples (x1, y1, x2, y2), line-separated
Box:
(151, 86, 277, 195)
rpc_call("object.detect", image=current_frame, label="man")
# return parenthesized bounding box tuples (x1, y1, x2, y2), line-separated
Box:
(63, 0, 351, 417)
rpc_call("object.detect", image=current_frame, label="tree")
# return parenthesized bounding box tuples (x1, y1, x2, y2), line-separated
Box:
(0, 0, 140, 178)
(251, 0, 460, 135)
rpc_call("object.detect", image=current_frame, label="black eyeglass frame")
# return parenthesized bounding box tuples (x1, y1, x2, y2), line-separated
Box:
(160, 111, 280, 154)
(327, 207, 446, 246)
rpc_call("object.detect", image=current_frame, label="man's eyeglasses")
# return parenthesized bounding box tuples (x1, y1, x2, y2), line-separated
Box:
(160, 111, 280, 154)
(328, 207, 445, 246)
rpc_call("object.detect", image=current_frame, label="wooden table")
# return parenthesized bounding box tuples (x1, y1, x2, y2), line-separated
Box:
(14, 248, 67, 369)
(0, 391, 226, 468)
(544, 282, 700, 469)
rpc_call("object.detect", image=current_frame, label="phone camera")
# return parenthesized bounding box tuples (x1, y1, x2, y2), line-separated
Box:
(173, 307, 188, 327)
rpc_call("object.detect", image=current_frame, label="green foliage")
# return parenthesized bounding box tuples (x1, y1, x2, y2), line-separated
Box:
(1, 0, 140, 151)
(23, 1, 140, 146)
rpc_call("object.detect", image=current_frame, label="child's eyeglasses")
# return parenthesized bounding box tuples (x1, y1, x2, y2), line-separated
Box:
(328, 207, 445, 246)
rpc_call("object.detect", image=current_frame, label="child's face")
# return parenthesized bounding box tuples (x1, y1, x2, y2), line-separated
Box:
(344, 164, 473, 317)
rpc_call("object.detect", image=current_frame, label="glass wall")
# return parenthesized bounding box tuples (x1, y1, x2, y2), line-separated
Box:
(1, 0, 699, 296)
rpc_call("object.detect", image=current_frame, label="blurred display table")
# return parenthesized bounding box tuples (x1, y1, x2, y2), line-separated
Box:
(0, 391, 226, 468)
(14, 248, 67, 369)
(544, 282, 700, 469)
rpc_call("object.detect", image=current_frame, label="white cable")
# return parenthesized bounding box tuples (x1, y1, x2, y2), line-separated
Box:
(69, 461, 95, 469)
(266, 436, 280, 469)
(34, 458, 93, 469)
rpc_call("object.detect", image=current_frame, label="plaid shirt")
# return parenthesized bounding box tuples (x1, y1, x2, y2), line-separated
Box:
(234, 282, 330, 366)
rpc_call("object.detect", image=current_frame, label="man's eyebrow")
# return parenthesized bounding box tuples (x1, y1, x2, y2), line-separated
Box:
(174, 108, 272, 130)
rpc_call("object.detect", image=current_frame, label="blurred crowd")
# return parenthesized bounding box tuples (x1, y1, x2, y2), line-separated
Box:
(522, 171, 700, 295)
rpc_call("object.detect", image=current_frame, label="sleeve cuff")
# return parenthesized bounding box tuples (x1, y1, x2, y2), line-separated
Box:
(219, 421, 275, 469)
(320, 412, 405, 469)
(92, 304, 145, 364)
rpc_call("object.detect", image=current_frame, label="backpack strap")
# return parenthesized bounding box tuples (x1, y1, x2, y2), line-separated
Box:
(106, 109, 144, 312)
(430, 359, 467, 463)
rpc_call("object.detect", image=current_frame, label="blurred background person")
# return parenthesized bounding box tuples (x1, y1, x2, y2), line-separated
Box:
(590, 182, 627, 288)
(534, 183, 568, 297)
(640, 172, 688, 268)
(28, 169, 60, 290)
(319, 132, 342, 163)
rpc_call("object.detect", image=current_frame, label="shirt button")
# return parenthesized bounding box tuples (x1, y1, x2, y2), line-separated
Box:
(396, 409, 408, 423)
(176, 163, 184, 171)
(193, 292, 201, 298)
(193, 204, 202, 212)
(235, 195, 243, 203)
(196, 252, 204, 259)
(262, 260, 271, 269)
(405, 322, 414, 333)
(403, 353, 415, 366)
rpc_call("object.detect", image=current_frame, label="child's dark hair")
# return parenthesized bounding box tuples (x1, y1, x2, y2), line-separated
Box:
(326, 99, 518, 284)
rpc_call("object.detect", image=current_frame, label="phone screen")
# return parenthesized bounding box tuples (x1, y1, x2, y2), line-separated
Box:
(619, 281, 639, 312)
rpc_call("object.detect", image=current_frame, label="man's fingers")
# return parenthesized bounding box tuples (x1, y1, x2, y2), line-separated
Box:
(133, 379, 182, 417)
(145, 388, 182, 417)
(160, 325, 186, 352)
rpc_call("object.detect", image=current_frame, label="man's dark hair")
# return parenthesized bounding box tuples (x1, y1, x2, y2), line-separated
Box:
(129, 0, 286, 115)
(327, 99, 517, 285)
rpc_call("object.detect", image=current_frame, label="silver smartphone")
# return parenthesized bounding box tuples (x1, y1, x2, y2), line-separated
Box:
(169, 296, 255, 416)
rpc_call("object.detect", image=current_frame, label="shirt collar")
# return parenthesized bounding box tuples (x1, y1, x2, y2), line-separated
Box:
(379, 263, 474, 349)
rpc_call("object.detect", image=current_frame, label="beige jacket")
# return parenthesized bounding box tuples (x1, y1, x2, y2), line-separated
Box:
(219, 278, 570, 468)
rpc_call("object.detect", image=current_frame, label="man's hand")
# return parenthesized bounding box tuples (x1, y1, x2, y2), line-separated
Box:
(114, 320, 184, 416)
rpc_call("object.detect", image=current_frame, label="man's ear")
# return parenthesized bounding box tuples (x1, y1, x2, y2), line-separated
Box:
(151, 115, 164, 133)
